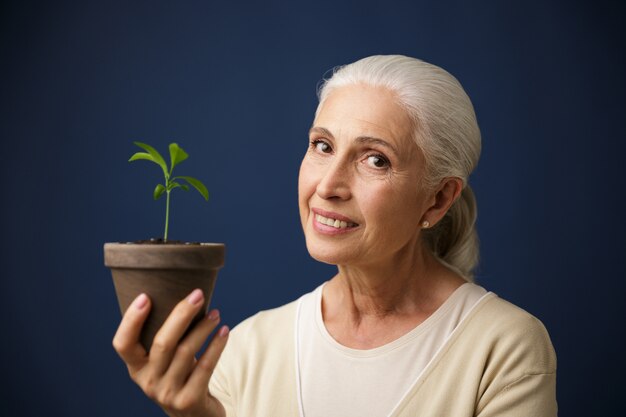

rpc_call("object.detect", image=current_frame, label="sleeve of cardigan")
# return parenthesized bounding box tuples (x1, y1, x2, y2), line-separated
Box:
(209, 366, 235, 417)
(475, 312, 558, 417)
(208, 335, 237, 417)
(476, 372, 557, 417)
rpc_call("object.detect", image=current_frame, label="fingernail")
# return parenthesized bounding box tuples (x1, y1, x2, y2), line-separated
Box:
(187, 289, 204, 305)
(218, 325, 230, 337)
(208, 309, 220, 320)
(134, 293, 148, 310)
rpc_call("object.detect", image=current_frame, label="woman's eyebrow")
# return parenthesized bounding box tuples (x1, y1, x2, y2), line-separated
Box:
(309, 126, 398, 155)
(309, 126, 334, 138)
(355, 136, 398, 155)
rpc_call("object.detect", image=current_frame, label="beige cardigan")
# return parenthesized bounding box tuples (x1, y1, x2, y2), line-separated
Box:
(209, 292, 557, 416)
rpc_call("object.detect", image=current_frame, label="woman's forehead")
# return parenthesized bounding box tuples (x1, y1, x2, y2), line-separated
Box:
(313, 84, 415, 149)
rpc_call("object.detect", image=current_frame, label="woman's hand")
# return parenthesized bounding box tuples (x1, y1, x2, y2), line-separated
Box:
(113, 289, 229, 417)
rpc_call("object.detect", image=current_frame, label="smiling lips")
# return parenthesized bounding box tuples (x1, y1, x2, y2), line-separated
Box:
(312, 209, 359, 233)
(315, 213, 358, 229)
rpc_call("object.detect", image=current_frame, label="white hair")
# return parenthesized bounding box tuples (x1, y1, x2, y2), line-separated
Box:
(316, 55, 482, 280)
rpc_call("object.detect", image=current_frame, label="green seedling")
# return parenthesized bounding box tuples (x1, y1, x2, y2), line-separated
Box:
(129, 142, 209, 242)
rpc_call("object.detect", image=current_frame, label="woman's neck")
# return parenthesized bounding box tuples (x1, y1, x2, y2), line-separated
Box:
(322, 245, 467, 348)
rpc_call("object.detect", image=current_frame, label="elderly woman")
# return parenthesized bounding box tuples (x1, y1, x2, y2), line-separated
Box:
(113, 55, 557, 417)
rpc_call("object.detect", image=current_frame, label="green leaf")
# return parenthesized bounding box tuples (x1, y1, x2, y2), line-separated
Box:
(168, 143, 189, 174)
(129, 152, 158, 164)
(132, 142, 169, 179)
(167, 181, 190, 192)
(176, 176, 209, 201)
(153, 183, 166, 200)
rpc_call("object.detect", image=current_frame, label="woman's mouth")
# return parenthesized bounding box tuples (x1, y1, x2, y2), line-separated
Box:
(314, 213, 358, 229)
(311, 208, 359, 235)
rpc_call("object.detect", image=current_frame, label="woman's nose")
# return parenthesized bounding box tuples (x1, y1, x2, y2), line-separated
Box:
(316, 158, 352, 200)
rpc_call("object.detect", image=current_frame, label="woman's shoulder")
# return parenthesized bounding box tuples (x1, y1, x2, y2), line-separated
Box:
(229, 284, 323, 342)
(230, 297, 300, 342)
(460, 291, 557, 373)
(393, 291, 558, 416)
(472, 292, 552, 336)
(222, 290, 314, 361)
(210, 296, 305, 414)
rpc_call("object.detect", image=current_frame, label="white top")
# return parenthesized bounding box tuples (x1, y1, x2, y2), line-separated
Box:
(296, 282, 489, 417)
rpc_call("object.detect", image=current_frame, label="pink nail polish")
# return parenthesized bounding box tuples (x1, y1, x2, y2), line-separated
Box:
(187, 289, 203, 305)
(218, 325, 230, 337)
(208, 309, 220, 320)
(134, 293, 148, 309)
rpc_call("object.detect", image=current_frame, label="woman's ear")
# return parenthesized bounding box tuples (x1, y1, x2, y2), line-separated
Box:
(421, 177, 463, 227)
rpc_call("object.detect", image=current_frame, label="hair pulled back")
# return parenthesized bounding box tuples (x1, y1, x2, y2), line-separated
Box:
(316, 55, 481, 279)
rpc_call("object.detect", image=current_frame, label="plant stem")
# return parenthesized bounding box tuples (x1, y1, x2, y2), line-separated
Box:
(164, 190, 171, 242)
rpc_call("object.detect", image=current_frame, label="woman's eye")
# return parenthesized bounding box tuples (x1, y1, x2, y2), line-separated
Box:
(366, 154, 390, 169)
(312, 140, 332, 153)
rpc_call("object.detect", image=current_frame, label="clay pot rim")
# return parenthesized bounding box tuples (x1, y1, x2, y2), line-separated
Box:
(104, 242, 225, 269)
(104, 242, 224, 246)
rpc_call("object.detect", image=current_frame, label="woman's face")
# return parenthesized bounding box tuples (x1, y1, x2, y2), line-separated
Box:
(298, 84, 434, 266)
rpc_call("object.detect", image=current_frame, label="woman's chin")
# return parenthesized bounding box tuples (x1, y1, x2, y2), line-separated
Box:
(305, 242, 353, 266)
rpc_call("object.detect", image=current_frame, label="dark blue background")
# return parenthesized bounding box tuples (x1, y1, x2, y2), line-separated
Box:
(1, 0, 624, 415)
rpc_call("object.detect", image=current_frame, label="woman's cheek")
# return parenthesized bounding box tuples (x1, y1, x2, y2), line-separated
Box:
(298, 160, 315, 225)
(298, 159, 318, 197)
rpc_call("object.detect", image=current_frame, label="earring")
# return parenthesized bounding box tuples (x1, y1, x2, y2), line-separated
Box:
(422, 220, 430, 228)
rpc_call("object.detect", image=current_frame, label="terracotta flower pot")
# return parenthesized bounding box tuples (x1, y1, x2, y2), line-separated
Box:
(104, 242, 225, 351)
